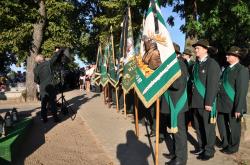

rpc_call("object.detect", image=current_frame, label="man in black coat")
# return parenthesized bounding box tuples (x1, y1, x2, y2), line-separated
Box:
(34, 49, 63, 123)
(161, 43, 189, 165)
(217, 46, 249, 154)
(190, 39, 220, 161)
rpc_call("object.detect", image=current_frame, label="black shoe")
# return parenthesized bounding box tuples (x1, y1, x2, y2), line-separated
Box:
(219, 146, 228, 153)
(145, 131, 156, 137)
(54, 116, 61, 123)
(197, 153, 214, 161)
(154, 137, 165, 143)
(165, 159, 184, 165)
(190, 149, 204, 155)
(159, 137, 165, 143)
(220, 147, 237, 155)
(42, 118, 48, 123)
(216, 140, 228, 149)
(162, 153, 176, 160)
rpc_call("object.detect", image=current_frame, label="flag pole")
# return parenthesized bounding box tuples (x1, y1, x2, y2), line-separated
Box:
(99, 43, 107, 105)
(123, 91, 127, 117)
(115, 88, 119, 112)
(104, 85, 107, 104)
(111, 26, 119, 112)
(134, 90, 139, 138)
(122, 7, 128, 118)
(151, 1, 160, 163)
(155, 98, 160, 165)
(107, 83, 111, 108)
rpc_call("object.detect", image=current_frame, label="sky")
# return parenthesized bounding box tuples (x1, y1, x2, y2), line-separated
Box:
(11, 5, 185, 72)
(161, 6, 185, 51)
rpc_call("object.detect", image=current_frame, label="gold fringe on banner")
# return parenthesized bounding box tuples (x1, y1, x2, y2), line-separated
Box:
(210, 117, 216, 124)
(170, 127, 178, 134)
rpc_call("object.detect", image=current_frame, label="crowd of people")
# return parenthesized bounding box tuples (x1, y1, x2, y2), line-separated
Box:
(99, 39, 249, 165)
(79, 64, 96, 93)
(0, 71, 26, 92)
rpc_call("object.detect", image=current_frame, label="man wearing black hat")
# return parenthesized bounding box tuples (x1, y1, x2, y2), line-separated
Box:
(190, 39, 220, 160)
(217, 46, 249, 154)
(161, 42, 189, 165)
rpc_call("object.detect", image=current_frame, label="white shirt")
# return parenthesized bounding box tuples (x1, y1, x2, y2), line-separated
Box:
(198, 54, 208, 63)
(229, 62, 239, 68)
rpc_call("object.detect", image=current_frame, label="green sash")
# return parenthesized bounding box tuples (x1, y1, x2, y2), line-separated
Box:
(222, 67, 235, 102)
(164, 87, 187, 133)
(193, 63, 217, 123)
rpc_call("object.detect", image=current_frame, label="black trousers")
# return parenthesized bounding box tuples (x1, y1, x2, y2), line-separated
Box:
(217, 112, 241, 152)
(145, 103, 156, 132)
(41, 95, 57, 120)
(193, 108, 216, 156)
(161, 112, 187, 164)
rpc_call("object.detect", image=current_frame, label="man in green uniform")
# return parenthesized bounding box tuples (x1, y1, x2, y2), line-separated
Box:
(190, 39, 220, 160)
(162, 43, 189, 165)
(217, 46, 249, 154)
(34, 49, 63, 123)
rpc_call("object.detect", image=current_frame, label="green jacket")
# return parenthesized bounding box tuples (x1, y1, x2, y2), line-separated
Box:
(217, 63, 249, 114)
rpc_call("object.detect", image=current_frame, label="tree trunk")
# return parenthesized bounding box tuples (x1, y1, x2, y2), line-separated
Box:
(26, 0, 46, 101)
(184, 0, 198, 49)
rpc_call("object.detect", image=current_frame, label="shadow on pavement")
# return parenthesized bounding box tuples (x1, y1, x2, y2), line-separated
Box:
(117, 130, 151, 165)
(11, 108, 64, 165)
(67, 93, 100, 113)
(55, 92, 100, 121)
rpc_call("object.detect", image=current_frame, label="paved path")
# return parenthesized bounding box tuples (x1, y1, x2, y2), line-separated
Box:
(76, 90, 243, 165)
(1, 89, 250, 165)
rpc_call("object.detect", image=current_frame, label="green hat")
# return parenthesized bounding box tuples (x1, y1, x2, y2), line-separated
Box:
(182, 48, 193, 56)
(173, 42, 181, 54)
(192, 39, 210, 49)
(192, 39, 218, 55)
(226, 46, 248, 58)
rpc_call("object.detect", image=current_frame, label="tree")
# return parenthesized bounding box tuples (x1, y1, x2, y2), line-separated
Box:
(26, 0, 46, 101)
(0, 0, 90, 100)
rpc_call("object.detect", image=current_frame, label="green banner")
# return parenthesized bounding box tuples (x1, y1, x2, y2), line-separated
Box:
(134, 0, 181, 108)
(100, 44, 109, 86)
(122, 7, 137, 93)
(107, 39, 118, 87)
(94, 45, 102, 85)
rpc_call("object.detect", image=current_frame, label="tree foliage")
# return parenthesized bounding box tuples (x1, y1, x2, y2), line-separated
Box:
(1, 0, 249, 74)
(168, 0, 250, 58)
(0, 0, 91, 65)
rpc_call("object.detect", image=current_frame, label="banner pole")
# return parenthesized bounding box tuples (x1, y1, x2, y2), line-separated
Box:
(134, 91, 139, 138)
(104, 85, 107, 104)
(107, 83, 111, 108)
(123, 91, 127, 117)
(155, 98, 160, 165)
(115, 88, 119, 112)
